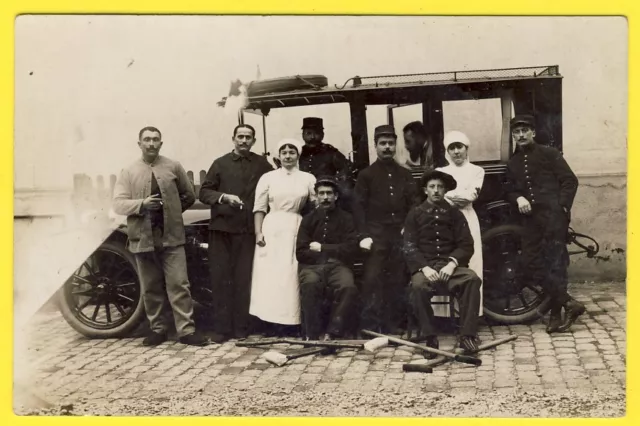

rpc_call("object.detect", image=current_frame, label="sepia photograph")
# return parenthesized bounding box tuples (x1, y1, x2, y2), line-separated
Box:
(13, 15, 627, 417)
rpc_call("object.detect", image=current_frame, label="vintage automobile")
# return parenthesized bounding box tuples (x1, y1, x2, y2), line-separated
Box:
(58, 65, 599, 338)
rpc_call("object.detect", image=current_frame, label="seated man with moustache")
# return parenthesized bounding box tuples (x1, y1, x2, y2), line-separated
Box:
(296, 176, 359, 341)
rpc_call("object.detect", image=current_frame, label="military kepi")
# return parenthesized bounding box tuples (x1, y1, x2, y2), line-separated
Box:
(510, 114, 535, 129)
(315, 175, 341, 193)
(302, 117, 324, 129)
(374, 124, 397, 139)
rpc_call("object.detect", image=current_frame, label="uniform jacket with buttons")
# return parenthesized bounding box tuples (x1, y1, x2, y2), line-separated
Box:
(403, 199, 474, 273)
(505, 143, 578, 210)
(113, 155, 195, 254)
(296, 206, 358, 266)
(354, 159, 419, 239)
(300, 143, 352, 183)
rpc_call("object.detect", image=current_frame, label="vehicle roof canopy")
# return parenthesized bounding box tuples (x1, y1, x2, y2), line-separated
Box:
(217, 65, 562, 114)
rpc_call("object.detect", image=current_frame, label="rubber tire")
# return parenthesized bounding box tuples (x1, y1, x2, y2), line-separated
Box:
(481, 224, 552, 325)
(247, 75, 328, 96)
(57, 240, 146, 339)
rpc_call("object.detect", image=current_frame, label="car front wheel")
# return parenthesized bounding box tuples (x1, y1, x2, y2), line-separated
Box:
(57, 240, 146, 338)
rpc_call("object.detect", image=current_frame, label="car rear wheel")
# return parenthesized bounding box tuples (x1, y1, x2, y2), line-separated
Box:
(481, 224, 551, 324)
(57, 240, 146, 338)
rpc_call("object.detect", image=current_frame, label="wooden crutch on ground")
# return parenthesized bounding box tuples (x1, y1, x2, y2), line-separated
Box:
(236, 337, 389, 352)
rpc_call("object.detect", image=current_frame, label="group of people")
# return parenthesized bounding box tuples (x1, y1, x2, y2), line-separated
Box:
(112, 114, 586, 353)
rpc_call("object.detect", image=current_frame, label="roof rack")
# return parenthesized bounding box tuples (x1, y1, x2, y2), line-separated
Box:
(342, 65, 560, 89)
(217, 65, 561, 109)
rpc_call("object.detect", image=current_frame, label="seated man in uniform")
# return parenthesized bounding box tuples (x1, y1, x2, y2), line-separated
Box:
(296, 176, 359, 341)
(403, 170, 482, 354)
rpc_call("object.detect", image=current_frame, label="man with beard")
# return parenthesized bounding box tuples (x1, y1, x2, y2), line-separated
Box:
(199, 124, 273, 343)
(354, 124, 419, 334)
(505, 115, 583, 333)
(299, 117, 354, 211)
(296, 176, 359, 341)
(402, 121, 437, 181)
(403, 170, 481, 354)
(113, 126, 207, 346)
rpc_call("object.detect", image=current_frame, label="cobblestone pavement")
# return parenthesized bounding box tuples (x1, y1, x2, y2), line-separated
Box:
(15, 282, 626, 417)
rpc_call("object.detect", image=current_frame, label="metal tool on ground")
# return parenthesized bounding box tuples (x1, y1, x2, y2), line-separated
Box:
(402, 335, 518, 373)
(402, 363, 434, 373)
(237, 338, 364, 349)
(262, 346, 335, 367)
(361, 329, 482, 366)
(236, 337, 388, 352)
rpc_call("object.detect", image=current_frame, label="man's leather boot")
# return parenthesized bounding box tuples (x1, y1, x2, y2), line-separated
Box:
(546, 305, 563, 334)
(556, 298, 586, 333)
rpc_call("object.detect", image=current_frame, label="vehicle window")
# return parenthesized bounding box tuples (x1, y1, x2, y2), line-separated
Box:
(442, 98, 503, 162)
(241, 111, 266, 154)
(365, 105, 390, 164)
(263, 104, 353, 159)
(389, 104, 422, 167)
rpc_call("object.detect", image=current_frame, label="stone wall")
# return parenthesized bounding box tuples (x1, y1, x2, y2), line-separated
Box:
(566, 173, 627, 282)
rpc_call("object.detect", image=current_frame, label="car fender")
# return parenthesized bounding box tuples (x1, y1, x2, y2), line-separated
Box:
(477, 200, 518, 232)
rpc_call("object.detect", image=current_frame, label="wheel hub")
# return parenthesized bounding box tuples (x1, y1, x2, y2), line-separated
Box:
(95, 277, 112, 298)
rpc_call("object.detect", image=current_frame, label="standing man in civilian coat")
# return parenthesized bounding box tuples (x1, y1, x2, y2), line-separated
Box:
(113, 126, 207, 347)
(505, 114, 584, 333)
(354, 124, 419, 334)
(199, 124, 273, 343)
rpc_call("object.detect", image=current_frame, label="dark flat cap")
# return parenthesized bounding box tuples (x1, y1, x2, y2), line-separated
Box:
(374, 124, 397, 139)
(314, 175, 340, 193)
(419, 170, 457, 191)
(510, 114, 536, 129)
(302, 117, 324, 129)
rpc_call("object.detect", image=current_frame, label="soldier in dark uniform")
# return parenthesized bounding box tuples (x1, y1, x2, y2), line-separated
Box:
(403, 170, 481, 354)
(354, 124, 419, 334)
(505, 114, 584, 334)
(296, 176, 359, 341)
(299, 117, 354, 211)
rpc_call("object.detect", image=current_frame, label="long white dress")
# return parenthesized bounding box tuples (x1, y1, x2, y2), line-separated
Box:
(249, 167, 317, 325)
(434, 161, 485, 317)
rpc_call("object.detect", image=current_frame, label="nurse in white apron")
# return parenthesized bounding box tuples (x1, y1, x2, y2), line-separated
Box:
(249, 139, 317, 327)
(435, 131, 485, 317)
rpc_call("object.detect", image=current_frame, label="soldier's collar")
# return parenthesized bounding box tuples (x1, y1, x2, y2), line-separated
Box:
(231, 151, 253, 161)
(420, 199, 449, 213)
(302, 142, 327, 153)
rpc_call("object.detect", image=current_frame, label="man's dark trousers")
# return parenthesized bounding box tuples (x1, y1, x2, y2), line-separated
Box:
(521, 205, 571, 308)
(299, 262, 357, 339)
(409, 266, 481, 337)
(208, 230, 255, 337)
(360, 223, 408, 333)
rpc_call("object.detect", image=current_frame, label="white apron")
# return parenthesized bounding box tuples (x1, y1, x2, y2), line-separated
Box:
(249, 168, 316, 325)
(434, 161, 485, 317)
